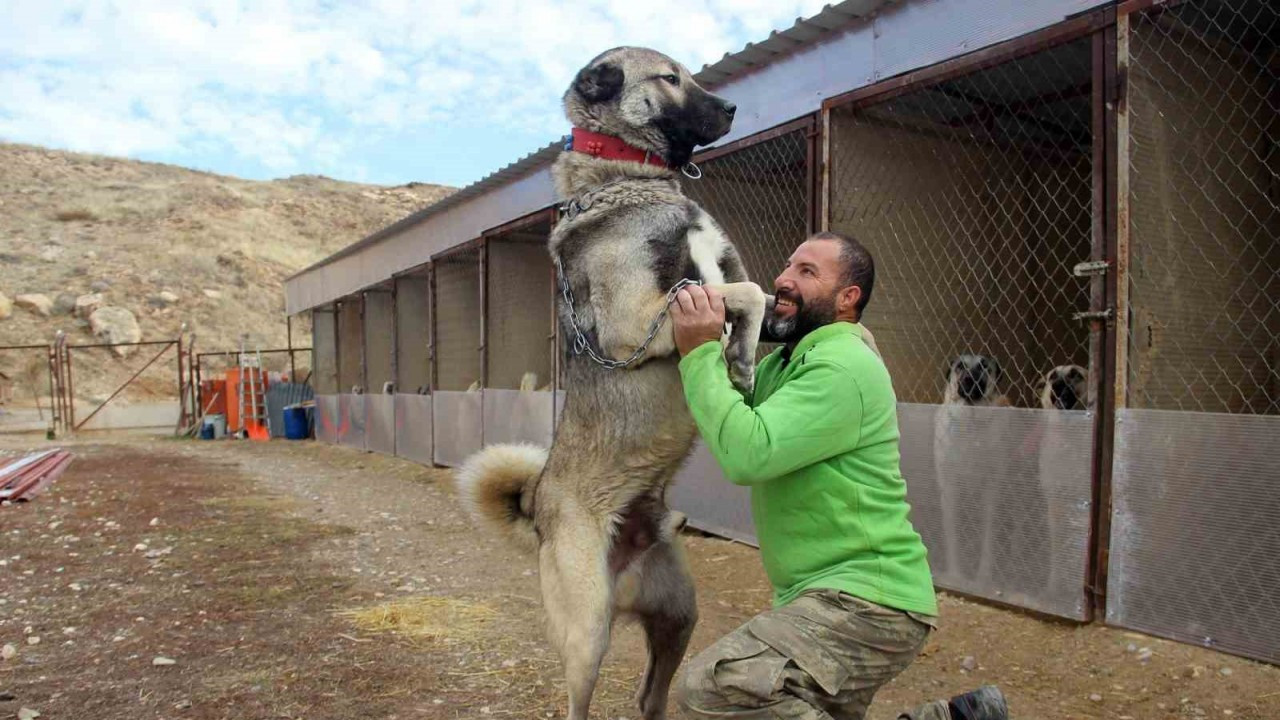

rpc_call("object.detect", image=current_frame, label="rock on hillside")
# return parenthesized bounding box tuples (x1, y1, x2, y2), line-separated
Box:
(0, 142, 454, 400)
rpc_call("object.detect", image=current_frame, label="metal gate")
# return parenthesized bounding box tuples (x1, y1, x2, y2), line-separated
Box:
(431, 245, 483, 466)
(394, 270, 433, 463)
(826, 33, 1100, 619)
(483, 211, 557, 448)
(362, 287, 395, 455)
(1106, 0, 1280, 664)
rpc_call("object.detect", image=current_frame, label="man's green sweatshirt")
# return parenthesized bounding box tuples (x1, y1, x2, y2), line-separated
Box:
(678, 321, 938, 615)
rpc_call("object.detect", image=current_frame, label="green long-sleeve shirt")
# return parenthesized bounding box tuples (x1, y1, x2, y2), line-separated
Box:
(678, 321, 938, 615)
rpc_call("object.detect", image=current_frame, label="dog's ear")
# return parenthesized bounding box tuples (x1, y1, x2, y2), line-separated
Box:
(944, 358, 959, 380)
(985, 357, 1003, 381)
(574, 61, 624, 103)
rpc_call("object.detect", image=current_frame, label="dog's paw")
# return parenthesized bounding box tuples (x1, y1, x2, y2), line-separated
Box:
(660, 510, 688, 541)
(729, 359, 755, 395)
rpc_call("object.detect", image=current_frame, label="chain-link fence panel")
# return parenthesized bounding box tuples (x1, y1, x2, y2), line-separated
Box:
(1126, 0, 1279, 415)
(684, 127, 811, 287)
(830, 38, 1094, 408)
(487, 233, 554, 391)
(363, 288, 394, 393)
(336, 296, 364, 393)
(433, 248, 483, 392)
(1107, 0, 1280, 665)
(394, 274, 432, 394)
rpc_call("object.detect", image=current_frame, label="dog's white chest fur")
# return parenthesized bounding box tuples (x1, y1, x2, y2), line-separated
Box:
(687, 211, 727, 286)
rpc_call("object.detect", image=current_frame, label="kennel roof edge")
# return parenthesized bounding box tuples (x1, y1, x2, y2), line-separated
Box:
(285, 0, 1109, 315)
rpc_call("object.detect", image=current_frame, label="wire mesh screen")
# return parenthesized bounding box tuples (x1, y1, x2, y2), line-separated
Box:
(487, 233, 554, 391)
(1126, 0, 1279, 414)
(336, 296, 364, 392)
(683, 128, 810, 357)
(830, 39, 1095, 408)
(433, 248, 482, 391)
(394, 274, 431, 394)
(1109, 408, 1280, 664)
(395, 393, 433, 464)
(902, 403, 1094, 619)
(311, 308, 338, 395)
(363, 290, 394, 393)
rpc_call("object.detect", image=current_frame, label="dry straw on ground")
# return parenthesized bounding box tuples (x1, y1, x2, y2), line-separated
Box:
(338, 596, 497, 644)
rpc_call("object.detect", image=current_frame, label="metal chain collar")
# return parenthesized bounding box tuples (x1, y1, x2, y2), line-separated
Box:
(553, 162, 704, 369)
(554, 256, 701, 370)
(559, 177, 631, 220)
(557, 162, 701, 220)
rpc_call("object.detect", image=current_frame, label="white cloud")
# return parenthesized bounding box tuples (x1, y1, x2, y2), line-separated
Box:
(0, 0, 832, 181)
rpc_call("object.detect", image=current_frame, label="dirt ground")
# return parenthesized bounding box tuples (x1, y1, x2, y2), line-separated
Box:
(1, 436, 1277, 720)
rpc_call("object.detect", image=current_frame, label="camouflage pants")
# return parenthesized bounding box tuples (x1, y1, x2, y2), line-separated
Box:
(677, 589, 951, 720)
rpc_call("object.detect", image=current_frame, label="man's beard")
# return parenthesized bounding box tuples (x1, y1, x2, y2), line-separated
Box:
(764, 290, 838, 345)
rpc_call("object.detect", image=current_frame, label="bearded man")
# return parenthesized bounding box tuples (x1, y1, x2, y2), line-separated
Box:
(668, 231, 1008, 720)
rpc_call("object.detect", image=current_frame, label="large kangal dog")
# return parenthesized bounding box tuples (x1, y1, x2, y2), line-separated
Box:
(457, 47, 768, 720)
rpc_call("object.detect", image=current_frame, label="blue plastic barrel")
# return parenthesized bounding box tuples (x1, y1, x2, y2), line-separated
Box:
(283, 406, 310, 440)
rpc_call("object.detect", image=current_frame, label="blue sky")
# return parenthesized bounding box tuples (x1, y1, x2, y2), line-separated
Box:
(0, 1, 831, 188)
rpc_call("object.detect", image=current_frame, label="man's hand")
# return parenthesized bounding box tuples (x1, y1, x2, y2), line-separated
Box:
(670, 285, 725, 357)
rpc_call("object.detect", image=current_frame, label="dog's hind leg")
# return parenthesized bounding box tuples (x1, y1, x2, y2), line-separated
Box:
(708, 282, 767, 393)
(540, 524, 614, 720)
(629, 538, 698, 720)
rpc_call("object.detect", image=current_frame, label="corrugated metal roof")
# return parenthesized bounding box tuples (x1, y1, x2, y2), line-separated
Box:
(694, 1, 892, 85)
(288, 140, 561, 278)
(288, 0, 893, 281)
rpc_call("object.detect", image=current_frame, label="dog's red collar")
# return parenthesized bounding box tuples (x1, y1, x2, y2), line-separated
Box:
(567, 128, 667, 168)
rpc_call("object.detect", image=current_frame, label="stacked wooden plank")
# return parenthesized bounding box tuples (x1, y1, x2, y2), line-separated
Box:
(0, 449, 73, 503)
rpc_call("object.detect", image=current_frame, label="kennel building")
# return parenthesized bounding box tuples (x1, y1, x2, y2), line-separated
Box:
(287, 0, 1279, 664)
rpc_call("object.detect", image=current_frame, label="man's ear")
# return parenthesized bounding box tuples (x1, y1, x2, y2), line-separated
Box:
(574, 61, 624, 103)
(839, 285, 862, 315)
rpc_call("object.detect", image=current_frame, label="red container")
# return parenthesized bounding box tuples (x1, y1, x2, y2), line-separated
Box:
(199, 379, 227, 418)
(223, 368, 268, 434)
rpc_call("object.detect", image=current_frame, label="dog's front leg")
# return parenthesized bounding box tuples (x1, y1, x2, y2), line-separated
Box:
(708, 282, 767, 394)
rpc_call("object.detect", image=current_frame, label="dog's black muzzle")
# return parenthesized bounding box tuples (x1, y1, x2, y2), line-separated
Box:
(655, 87, 737, 166)
(1051, 379, 1080, 409)
(691, 89, 736, 145)
(958, 374, 988, 404)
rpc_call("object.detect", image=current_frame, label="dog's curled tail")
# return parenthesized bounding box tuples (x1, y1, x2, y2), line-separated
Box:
(455, 443, 546, 551)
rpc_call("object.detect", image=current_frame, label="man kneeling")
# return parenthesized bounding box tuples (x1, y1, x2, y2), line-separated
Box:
(668, 232, 1008, 720)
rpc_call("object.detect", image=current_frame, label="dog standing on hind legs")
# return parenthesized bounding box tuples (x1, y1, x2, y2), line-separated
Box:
(457, 47, 768, 720)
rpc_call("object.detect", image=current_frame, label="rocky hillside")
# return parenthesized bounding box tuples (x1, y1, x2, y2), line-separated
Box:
(0, 143, 453, 405)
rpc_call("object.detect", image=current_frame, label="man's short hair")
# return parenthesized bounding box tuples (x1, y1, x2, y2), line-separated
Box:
(812, 231, 875, 317)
